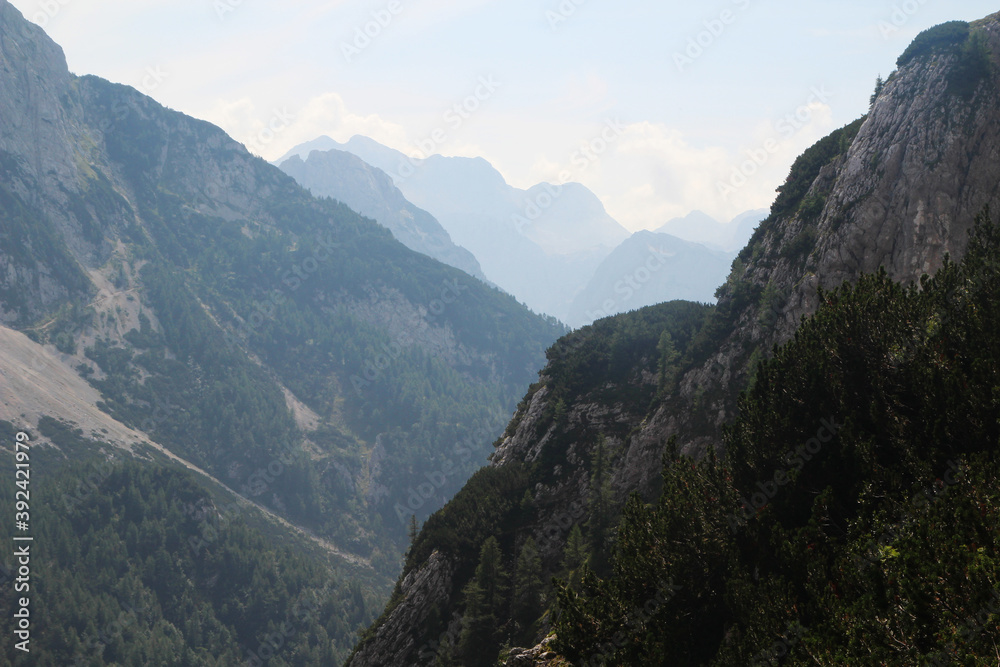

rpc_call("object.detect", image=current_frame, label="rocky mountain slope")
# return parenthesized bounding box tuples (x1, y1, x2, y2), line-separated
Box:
(347, 14, 1000, 666)
(0, 2, 565, 660)
(278, 148, 487, 281)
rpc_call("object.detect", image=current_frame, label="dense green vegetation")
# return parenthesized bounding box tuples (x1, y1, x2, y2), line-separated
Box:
(24, 75, 565, 572)
(763, 118, 865, 226)
(0, 459, 379, 666)
(897, 21, 970, 67)
(895, 21, 992, 98)
(543, 301, 710, 407)
(551, 211, 1000, 664)
(1, 55, 563, 665)
(349, 301, 715, 665)
(948, 29, 993, 98)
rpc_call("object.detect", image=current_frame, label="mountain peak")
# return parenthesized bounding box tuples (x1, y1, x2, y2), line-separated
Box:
(277, 145, 488, 280)
(0, 0, 65, 67)
(281, 134, 640, 321)
(273, 134, 339, 163)
(0, 0, 75, 166)
(656, 209, 764, 252)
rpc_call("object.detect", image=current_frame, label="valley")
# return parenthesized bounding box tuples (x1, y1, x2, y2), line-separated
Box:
(1, 3, 999, 666)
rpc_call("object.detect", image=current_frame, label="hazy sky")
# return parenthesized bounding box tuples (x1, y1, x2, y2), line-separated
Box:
(11, 1, 998, 231)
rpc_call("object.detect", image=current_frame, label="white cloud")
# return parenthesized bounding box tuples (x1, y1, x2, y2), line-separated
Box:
(15, 0, 986, 238)
(441, 141, 491, 159)
(514, 103, 837, 232)
(202, 92, 410, 160)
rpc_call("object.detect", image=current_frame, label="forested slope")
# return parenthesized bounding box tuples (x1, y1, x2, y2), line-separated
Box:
(0, 2, 564, 662)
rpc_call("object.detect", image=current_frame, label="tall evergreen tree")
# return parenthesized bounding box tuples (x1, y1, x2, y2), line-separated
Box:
(588, 435, 614, 574)
(457, 537, 509, 666)
(657, 330, 680, 390)
(512, 537, 543, 637)
(562, 524, 588, 590)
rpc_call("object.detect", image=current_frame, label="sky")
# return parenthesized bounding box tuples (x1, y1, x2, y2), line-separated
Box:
(10, 0, 999, 232)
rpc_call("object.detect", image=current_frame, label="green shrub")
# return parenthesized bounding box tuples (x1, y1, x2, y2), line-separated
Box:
(798, 193, 826, 222)
(782, 227, 818, 261)
(768, 118, 864, 223)
(948, 30, 992, 98)
(896, 21, 969, 67)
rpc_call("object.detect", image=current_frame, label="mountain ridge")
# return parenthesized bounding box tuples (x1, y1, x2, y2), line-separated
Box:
(346, 14, 1000, 666)
(277, 148, 487, 281)
(0, 3, 565, 661)
(279, 136, 763, 327)
(278, 135, 631, 322)
(655, 208, 767, 252)
(565, 230, 733, 325)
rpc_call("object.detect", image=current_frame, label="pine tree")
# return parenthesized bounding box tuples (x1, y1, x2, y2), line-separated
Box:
(562, 524, 588, 589)
(588, 435, 614, 574)
(657, 331, 680, 389)
(870, 74, 885, 108)
(512, 537, 543, 637)
(457, 537, 508, 666)
(479, 537, 508, 613)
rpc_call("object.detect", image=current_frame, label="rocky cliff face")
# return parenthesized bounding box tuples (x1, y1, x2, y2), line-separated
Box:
(348, 14, 1000, 666)
(0, 1, 96, 321)
(624, 12, 1000, 495)
(348, 551, 455, 667)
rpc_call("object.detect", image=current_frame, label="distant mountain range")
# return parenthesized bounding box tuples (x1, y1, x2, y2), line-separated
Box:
(277, 137, 765, 327)
(566, 231, 734, 326)
(656, 208, 768, 252)
(277, 149, 488, 281)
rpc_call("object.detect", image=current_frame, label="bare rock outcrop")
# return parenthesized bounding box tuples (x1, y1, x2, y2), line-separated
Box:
(347, 550, 453, 667)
